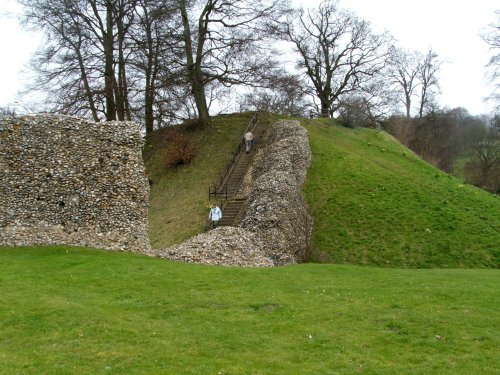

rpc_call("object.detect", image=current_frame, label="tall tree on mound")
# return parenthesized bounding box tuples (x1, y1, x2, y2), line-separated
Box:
(277, 0, 391, 118)
(19, 0, 186, 133)
(178, 0, 287, 127)
(133, 0, 187, 133)
(387, 47, 421, 119)
(19, 0, 138, 122)
(416, 48, 441, 118)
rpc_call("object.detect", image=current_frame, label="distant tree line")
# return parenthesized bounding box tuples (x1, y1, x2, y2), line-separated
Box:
(0, 106, 17, 117)
(385, 109, 500, 193)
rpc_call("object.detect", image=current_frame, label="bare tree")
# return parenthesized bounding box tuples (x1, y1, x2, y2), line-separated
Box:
(465, 129, 500, 192)
(396, 111, 458, 172)
(482, 10, 500, 111)
(337, 73, 398, 127)
(19, 0, 139, 121)
(20, 0, 99, 120)
(240, 74, 310, 117)
(417, 48, 441, 118)
(131, 0, 187, 133)
(19, 0, 191, 134)
(0, 107, 17, 117)
(386, 46, 441, 119)
(178, 0, 289, 127)
(60, 0, 138, 121)
(277, 0, 390, 118)
(387, 47, 420, 118)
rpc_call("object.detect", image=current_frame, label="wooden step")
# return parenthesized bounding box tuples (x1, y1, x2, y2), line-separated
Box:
(219, 198, 246, 226)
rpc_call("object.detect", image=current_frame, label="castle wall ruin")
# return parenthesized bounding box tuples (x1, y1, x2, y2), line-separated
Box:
(0, 114, 150, 252)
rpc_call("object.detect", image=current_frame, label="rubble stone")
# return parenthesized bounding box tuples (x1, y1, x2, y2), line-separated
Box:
(240, 120, 313, 265)
(149, 226, 274, 267)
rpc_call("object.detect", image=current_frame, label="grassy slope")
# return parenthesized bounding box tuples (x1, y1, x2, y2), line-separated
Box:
(146, 113, 253, 248)
(301, 118, 499, 268)
(0, 246, 498, 374)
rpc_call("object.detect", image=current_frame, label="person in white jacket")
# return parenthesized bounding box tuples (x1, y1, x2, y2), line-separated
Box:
(208, 203, 222, 228)
(244, 131, 254, 153)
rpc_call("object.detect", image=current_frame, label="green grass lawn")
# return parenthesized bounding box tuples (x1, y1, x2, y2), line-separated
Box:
(1, 246, 498, 374)
(301, 118, 500, 268)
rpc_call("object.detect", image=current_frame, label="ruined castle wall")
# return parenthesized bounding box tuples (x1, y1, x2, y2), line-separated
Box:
(239, 120, 313, 265)
(0, 114, 150, 252)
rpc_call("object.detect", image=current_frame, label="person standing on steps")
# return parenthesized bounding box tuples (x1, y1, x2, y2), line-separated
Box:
(209, 203, 222, 229)
(244, 131, 254, 153)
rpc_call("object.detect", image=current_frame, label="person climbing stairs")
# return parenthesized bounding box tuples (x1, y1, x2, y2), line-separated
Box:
(209, 112, 268, 227)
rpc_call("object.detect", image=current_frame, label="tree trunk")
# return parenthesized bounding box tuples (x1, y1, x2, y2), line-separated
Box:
(418, 87, 427, 119)
(77, 51, 100, 122)
(115, 3, 133, 122)
(405, 92, 411, 119)
(144, 26, 154, 134)
(115, 43, 127, 121)
(180, 0, 210, 127)
(72, 34, 99, 122)
(320, 100, 330, 118)
(191, 76, 210, 126)
(104, 1, 116, 121)
(144, 37, 158, 135)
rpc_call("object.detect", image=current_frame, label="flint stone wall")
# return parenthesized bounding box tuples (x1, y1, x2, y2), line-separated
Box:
(0, 114, 150, 252)
(239, 120, 313, 265)
(154, 119, 312, 267)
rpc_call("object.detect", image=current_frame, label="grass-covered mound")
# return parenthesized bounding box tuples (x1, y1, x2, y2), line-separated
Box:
(145, 113, 499, 267)
(1, 245, 498, 374)
(301, 118, 500, 268)
(145, 113, 254, 248)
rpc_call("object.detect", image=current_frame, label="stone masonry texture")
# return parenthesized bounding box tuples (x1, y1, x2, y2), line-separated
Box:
(239, 119, 313, 265)
(0, 114, 150, 252)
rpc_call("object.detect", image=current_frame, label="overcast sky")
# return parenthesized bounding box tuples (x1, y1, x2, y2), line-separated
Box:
(0, 0, 34, 109)
(299, 0, 498, 115)
(0, 0, 498, 115)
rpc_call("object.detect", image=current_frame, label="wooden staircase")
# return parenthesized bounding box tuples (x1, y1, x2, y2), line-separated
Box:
(210, 113, 268, 227)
